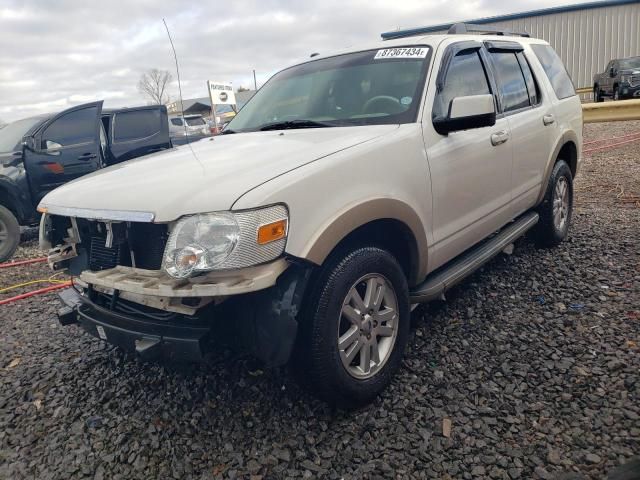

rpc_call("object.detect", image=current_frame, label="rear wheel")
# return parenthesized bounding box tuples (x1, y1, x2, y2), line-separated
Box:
(293, 246, 410, 408)
(534, 160, 573, 247)
(0, 205, 20, 263)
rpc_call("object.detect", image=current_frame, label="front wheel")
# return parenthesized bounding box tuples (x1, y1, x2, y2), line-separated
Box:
(593, 86, 604, 102)
(534, 160, 573, 247)
(293, 246, 410, 408)
(613, 86, 620, 101)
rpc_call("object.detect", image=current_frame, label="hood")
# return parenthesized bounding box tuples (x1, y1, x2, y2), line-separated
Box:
(40, 125, 398, 222)
(620, 69, 640, 75)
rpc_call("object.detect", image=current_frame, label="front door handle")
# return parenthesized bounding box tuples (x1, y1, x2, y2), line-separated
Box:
(543, 114, 555, 126)
(78, 153, 97, 161)
(490, 131, 509, 146)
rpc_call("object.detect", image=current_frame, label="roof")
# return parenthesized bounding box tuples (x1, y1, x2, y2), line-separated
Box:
(167, 91, 257, 114)
(381, 0, 640, 39)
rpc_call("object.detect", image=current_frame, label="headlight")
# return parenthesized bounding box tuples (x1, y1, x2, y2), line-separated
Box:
(621, 75, 631, 83)
(163, 205, 288, 278)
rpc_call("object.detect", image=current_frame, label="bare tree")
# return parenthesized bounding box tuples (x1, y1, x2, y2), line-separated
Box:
(137, 69, 173, 105)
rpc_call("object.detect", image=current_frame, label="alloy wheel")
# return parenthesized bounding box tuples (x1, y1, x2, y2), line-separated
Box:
(553, 176, 570, 232)
(337, 273, 399, 379)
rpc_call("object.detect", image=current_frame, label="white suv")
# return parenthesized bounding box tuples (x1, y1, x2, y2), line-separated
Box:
(39, 24, 582, 407)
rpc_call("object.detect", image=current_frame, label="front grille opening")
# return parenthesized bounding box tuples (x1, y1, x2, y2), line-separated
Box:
(84, 221, 168, 272)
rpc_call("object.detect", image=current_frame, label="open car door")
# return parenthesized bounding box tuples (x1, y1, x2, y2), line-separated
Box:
(23, 101, 103, 206)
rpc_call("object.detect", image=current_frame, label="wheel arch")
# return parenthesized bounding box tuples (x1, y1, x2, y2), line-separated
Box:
(535, 135, 579, 206)
(298, 198, 428, 287)
(0, 182, 26, 224)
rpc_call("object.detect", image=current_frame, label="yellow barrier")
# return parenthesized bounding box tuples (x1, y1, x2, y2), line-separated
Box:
(576, 87, 592, 95)
(582, 99, 640, 124)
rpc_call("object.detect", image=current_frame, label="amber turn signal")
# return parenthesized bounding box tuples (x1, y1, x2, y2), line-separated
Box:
(257, 219, 288, 245)
(37, 206, 48, 213)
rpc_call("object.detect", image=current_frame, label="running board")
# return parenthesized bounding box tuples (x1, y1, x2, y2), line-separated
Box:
(410, 212, 539, 303)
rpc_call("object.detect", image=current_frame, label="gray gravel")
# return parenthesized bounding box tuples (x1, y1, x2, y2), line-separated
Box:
(1, 122, 639, 479)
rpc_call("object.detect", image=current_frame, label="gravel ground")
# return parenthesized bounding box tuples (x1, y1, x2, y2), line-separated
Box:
(1, 122, 639, 480)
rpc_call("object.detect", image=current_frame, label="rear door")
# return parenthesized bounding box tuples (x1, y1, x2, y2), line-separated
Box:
(23, 101, 103, 205)
(485, 42, 557, 216)
(108, 106, 171, 165)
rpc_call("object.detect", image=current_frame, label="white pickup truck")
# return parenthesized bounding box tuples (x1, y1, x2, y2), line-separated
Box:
(39, 23, 582, 407)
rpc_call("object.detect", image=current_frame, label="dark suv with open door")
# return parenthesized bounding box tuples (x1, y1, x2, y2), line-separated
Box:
(0, 101, 171, 262)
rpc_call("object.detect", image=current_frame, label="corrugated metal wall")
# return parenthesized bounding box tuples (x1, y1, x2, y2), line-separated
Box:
(430, 2, 640, 90)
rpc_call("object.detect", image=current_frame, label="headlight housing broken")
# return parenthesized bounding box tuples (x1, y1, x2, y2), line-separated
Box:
(162, 205, 288, 278)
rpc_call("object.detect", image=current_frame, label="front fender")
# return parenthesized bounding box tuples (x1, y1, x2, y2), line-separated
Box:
(0, 169, 35, 224)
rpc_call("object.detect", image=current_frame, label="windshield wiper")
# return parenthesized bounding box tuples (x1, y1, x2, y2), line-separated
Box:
(258, 119, 332, 131)
(220, 128, 237, 134)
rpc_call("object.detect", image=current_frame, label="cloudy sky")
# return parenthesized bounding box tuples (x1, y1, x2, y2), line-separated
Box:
(1, 0, 575, 122)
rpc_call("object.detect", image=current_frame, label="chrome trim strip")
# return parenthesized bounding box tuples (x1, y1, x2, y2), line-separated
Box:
(42, 205, 155, 222)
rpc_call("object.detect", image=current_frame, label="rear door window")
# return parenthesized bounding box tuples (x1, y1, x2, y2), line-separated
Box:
(488, 51, 530, 112)
(185, 117, 206, 126)
(113, 109, 162, 143)
(531, 45, 575, 100)
(516, 52, 540, 105)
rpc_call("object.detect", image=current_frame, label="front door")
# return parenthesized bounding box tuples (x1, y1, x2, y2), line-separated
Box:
(424, 43, 513, 270)
(24, 101, 103, 205)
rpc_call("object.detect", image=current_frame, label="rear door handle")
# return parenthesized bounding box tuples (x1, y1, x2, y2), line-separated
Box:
(78, 153, 97, 161)
(490, 131, 509, 146)
(543, 114, 555, 126)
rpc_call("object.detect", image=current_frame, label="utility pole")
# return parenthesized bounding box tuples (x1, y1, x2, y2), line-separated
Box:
(253, 70, 257, 91)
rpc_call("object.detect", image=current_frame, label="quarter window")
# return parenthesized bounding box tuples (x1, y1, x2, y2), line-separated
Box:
(432, 50, 491, 120)
(531, 44, 575, 100)
(489, 51, 530, 112)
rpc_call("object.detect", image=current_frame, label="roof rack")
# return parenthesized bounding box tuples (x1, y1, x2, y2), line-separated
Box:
(381, 22, 529, 40)
(447, 23, 530, 37)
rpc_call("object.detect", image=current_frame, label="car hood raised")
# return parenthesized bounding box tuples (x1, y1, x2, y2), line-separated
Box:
(40, 125, 398, 222)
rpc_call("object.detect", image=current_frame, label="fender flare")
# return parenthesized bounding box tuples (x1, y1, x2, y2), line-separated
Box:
(298, 198, 429, 283)
(535, 131, 579, 206)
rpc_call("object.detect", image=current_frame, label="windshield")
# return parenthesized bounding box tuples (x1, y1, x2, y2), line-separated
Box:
(0, 116, 45, 153)
(228, 46, 431, 132)
(619, 57, 640, 69)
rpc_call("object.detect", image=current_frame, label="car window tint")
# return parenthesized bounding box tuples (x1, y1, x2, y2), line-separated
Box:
(114, 110, 161, 142)
(170, 118, 183, 126)
(531, 44, 575, 100)
(185, 117, 206, 126)
(489, 51, 530, 112)
(41, 106, 97, 147)
(517, 52, 540, 105)
(432, 50, 491, 120)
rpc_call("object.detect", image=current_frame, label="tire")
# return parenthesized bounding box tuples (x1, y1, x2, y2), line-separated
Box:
(293, 246, 410, 408)
(593, 86, 604, 102)
(613, 86, 620, 101)
(534, 160, 573, 248)
(0, 205, 20, 263)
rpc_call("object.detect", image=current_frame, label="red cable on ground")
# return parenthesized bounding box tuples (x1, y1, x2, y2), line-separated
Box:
(583, 131, 640, 146)
(584, 136, 640, 154)
(0, 257, 48, 269)
(0, 282, 71, 306)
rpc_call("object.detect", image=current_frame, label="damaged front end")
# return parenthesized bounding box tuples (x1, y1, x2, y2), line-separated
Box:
(41, 213, 311, 365)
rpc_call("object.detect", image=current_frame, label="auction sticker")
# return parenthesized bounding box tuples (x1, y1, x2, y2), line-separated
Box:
(374, 47, 429, 59)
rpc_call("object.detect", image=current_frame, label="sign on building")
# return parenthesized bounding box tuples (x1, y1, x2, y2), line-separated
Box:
(207, 81, 236, 106)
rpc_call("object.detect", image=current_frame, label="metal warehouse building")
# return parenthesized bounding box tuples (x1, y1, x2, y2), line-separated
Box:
(388, 0, 640, 91)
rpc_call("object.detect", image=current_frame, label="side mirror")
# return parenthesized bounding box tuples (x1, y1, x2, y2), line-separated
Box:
(21, 135, 37, 151)
(433, 94, 496, 135)
(609, 68, 616, 77)
(44, 140, 62, 155)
